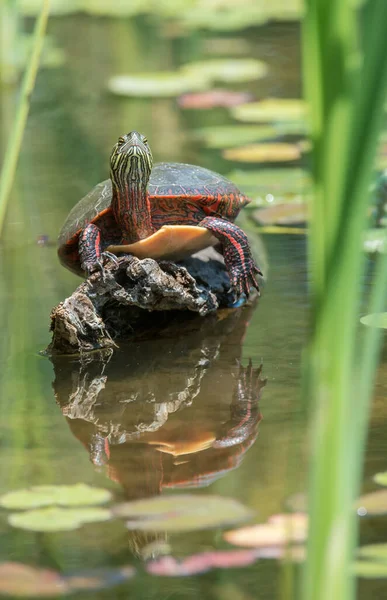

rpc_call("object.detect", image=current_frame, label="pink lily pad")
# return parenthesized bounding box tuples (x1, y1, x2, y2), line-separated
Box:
(224, 513, 308, 547)
(178, 90, 253, 109)
(0, 563, 67, 597)
(146, 550, 260, 576)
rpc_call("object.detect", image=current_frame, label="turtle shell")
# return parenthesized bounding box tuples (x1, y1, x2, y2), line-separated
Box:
(58, 162, 250, 250)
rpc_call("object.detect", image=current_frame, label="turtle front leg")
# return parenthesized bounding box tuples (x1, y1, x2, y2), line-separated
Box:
(79, 223, 119, 276)
(199, 216, 263, 298)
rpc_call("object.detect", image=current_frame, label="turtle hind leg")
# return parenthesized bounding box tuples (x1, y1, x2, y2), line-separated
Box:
(199, 216, 263, 298)
(79, 223, 118, 276)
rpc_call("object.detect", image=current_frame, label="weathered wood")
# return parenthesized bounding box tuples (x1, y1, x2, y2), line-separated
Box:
(46, 248, 239, 355)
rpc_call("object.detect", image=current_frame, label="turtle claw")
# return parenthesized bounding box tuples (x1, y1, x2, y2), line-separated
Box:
(102, 251, 119, 269)
(83, 252, 119, 282)
(228, 259, 262, 301)
(199, 216, 263, 300)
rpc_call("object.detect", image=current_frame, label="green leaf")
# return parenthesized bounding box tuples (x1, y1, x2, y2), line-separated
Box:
(231, 99, 306, 123)
(226, 168, 312, 197)
(8, 506, 111, 532)
(252, 203, 308, 226)
(107, 72, 208, 97)
(373, 471, 387, 486)
(356, 490, 387, 515)
(0, 484, 112, 509)
(192, 125, 278, 149)
(182, 59, 268, 83)
(360, 313, 387, 329)
(358, 544, 387, 560)
(353, 560, 387, 578)
(112, 494, 253, 532)
(223, 143, 302, 163)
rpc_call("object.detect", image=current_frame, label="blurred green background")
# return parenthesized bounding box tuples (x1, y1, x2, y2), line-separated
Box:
(1, 0, 387, 598)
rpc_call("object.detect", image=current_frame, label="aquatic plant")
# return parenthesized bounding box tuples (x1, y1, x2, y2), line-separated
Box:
(301, 1, 387, 599)
(0, 0, 50, 236)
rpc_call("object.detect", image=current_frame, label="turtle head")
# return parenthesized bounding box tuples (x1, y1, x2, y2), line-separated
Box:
(110, 131, 153, 190)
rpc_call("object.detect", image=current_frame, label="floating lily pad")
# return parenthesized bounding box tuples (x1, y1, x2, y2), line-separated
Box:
(223, 143, 302, 163)
(358, 544, 387, 560)
(363, 228, 387, 253)
(0, 562, 67, 597)
(374, 472, 387, 486)
(226, 168, 312, 197)
(146, 549, 261, 576)
(178, 90, 253, 109)
(360, 313, 387, 330)
(0, 484, 111, 509)
(273, 121, 308, 136)
(253, 203, 308, 226)
(356, 490, 387, 515)
(112, 494, 252, 532)
(8, 506, 111, 532)
(353, 560, 387, 578)
(0, 562, 136, 596)
(224, 513, 308, 547)
(182, 59, 268, 83)
(192, 125, 278, 148)
(108, 72, 208, 98)
(181, 1, 302, 31)
(231, 99, 306, 123)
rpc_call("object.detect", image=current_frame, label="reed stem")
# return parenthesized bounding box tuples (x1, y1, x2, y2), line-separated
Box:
(0, 0, 51, 237)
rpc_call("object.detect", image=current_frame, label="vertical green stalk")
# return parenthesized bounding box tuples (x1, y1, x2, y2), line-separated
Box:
(0, 0, 20, 85)
(302, 1, 387, 600)
(0, 0, 50, 236)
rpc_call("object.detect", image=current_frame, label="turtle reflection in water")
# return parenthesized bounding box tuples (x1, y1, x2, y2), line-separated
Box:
(52, 306, 266, 500)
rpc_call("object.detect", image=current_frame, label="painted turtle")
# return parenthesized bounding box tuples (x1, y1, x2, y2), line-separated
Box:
(58, 131, 262, 297)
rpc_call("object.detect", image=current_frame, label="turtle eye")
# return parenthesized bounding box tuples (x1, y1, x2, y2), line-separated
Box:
(142, 137, 148, 144)
(118, 136, 126, 144)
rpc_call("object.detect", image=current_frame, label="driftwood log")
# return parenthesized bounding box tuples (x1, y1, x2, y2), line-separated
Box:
(46, 247, 254, 355)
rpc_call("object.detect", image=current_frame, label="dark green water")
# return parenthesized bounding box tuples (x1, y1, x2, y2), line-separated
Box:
(0, 15, 386, 599)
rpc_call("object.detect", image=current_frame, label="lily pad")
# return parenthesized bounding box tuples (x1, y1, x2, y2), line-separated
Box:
(0, 562, 136, 596)
(353, 560, 387, 578)
(226, 168, 312, 197)
(374, 472, 387, 486)
(181, 1, 302, 31)
(231, 99, 306, 123)
(108, 72, 208, 98)
(8, 506, 111, 532)
(182, 59, 268, 83)
(356, 490, 387, 515)
(0, 483, 112, 509)
(360, 313, 387, 329)
(146, 549, 261, 576)
(112, 494, 252, 532)
(0, 562, 67, 597)
(223, 143, 302, 163)
(253, 203, 308, 226)
(358, 544, 387, 560)
(192, 125, 278, 148)
(178, 90, 253, 109)
(224, 513, 308, 547)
